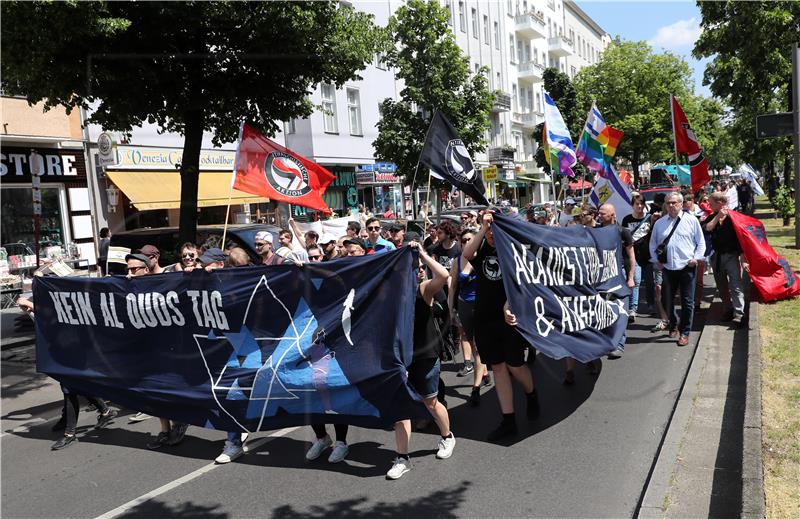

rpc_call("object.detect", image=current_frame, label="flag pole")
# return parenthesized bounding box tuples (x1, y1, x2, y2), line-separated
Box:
(412, 110, 438, 219)
(222, 119, 246, 248)
(669, 94, 680, 168)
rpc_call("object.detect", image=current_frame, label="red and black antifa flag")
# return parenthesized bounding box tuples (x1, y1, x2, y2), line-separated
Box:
(490, 214, 630, 362)
(420, 111, 490, 206)
(34, 249, 428, 432)
(728, 211, 800, 303)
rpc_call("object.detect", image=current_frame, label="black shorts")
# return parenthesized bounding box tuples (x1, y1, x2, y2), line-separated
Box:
(474, 319, 528, 367)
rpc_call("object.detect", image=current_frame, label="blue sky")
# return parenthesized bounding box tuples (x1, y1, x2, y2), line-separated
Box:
(576, 0, 711, 97)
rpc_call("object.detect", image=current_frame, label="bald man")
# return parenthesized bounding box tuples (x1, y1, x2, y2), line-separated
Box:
(599, 203, 636, 359)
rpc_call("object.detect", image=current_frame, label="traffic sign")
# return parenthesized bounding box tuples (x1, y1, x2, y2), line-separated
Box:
(756, 112, 794, 139)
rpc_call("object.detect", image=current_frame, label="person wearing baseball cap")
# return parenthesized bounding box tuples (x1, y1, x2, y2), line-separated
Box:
(254, 231, 287, 266)
(343, 238, 367, 257)
(139, 244, 167, 274)
(318, 233, 340, 261)
(558, 198, 577, 227)
(198, 247, 227, 271)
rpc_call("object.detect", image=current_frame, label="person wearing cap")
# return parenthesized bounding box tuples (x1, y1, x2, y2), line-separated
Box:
(343, 238, 367, 257)
(318, 234, 339, 261)
(255, 231, 287, 266)
(139, 245, 169, 274)
(388, 224, 405, 249)
(364, 217, 395, 254)
(198, 247, 226, 271)
(559, 198, 577, 227)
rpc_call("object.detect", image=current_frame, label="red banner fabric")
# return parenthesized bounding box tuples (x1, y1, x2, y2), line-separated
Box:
(233, 123, 334, 213)
(671, 96, 710, 194)
(728, 211, 800, 303)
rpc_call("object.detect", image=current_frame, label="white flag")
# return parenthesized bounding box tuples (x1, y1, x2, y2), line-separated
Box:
(590, 165, 633, 221)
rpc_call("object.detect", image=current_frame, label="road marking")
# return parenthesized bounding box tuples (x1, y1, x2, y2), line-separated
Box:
(93, 426, 299, 519)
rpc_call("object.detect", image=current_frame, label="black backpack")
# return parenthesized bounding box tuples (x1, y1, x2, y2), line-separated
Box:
(431, 290, 458, 363)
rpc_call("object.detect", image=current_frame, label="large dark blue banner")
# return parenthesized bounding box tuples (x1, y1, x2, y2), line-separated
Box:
(34, 248, 427, 432)
(491, 214, 630, 362)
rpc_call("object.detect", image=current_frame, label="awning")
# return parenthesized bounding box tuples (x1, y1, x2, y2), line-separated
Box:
(106, 171, 269, 210)
(568, 179, 592, 190)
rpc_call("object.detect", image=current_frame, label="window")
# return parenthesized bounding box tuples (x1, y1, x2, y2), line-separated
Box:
(494, 21, 500, 49)
(513, 131, 523, 159)
(471, 8, 478, 38)
(321, 83, 338, 133)
(346, 88, 362, 136)
(496, 71, 501, 90)
(535, 92, 541, 112)
(569, 29, 575, 43)
(474, 62, 480, 74)
(517, 40, 524, 63)
(507, 0, 513, 15)
(458, 1, 466, 32)
(286, 119, 296, 134)
(527, 90, 534, 112)
(570, 65, 576, 79)
(446, 0, 453, 25)
(375, 51, 386, 70)
(509, 35, 516, 62)
(483, 15, 489, 43)
(512, 84, 518, 112)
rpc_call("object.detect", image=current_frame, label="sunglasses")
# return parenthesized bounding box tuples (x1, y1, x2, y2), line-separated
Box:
(367, 226, 381, 231)
(182, 252, 196, 259)
(254, 242, 268, 247)
(309, 255, 322, 260)
(127, 265, 147, 273)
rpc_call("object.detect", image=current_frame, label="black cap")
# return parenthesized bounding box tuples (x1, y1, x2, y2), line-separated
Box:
(198, 247, 226, 264)
(403, 231, 422, 244)
(388, 223, 404, 233)
(342, 238, 367, 251)
(124, 253, 151, 269)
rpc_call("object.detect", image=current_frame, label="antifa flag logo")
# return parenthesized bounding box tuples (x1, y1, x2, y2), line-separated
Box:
(746, 224, 767, 244)
(681, 122, 698, 143)
(444, 139, 476, 183)
(777, 257, 797, 289)
(264, 152, 312, 198)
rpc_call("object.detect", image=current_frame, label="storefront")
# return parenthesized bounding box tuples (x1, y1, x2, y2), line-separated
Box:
(355, 162, 406, 218)
(0, 146, 95, 264)
(290, 166, 358, 219)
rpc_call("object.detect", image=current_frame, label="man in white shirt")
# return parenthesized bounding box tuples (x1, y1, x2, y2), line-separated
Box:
(558, 198, 577, 227)
(648, 192, 706, 346)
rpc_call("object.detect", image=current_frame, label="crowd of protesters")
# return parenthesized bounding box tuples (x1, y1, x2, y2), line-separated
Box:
(19, 178, 752, 480)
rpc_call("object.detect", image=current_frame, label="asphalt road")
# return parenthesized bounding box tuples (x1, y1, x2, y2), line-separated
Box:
(1, 300, 707, 519)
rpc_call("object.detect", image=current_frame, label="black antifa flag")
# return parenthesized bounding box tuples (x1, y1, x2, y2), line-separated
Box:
(420, 111, 490, 206)
(491, 214, 630, 362)
(34, 249, 428, 432)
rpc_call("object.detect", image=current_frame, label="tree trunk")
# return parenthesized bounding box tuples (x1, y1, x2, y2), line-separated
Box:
(179, 108, 206, 245)
(767, 159, 776, 198)
(631, 150, 641, 187)
(783, 156, 792, 189)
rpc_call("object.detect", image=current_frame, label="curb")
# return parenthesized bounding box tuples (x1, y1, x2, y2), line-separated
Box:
(742, 299, 765, 518)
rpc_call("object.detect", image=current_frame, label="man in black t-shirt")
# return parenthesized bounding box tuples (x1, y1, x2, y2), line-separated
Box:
(461, 212, 538, 442)
(704, 192, 749, 325)
(429, 220, 461, 272)
(599, 204, 636, 359)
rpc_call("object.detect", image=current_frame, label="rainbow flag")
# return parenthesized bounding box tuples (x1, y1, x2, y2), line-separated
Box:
(576, 103, 624, 177)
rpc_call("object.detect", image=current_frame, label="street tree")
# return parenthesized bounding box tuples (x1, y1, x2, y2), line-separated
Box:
(373, 0, 494, 190)
(574, 39, 694, 185)
(694, 0, 799, 188)
(1, 0, 380, 243)
(533, 67, 583, 177)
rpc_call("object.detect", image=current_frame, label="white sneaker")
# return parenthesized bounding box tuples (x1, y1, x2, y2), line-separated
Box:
(215, 441, 244, 464)
(241, 432, 250, 453)
(305, 435, 332, 460)
(386, 457, 412, 480)
(436, 433, 456, 459)
(327, 441, 349, 463)
(129, 412, 151, 422)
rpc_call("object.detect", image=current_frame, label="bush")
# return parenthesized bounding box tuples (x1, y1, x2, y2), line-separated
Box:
(770, 186, 796, 224)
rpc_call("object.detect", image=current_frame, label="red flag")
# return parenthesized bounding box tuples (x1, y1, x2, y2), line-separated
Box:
(728, 211, 800, 303)
(671, 95, 710, 194)
(233, 123, 334, 213)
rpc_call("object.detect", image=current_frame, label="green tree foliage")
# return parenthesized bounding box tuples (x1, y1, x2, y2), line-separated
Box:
(373, 0, 494, 188)
(533, 68, 583, 176)
(693, 0, 799, 185)
(574, 40, 694, 185)
(1, 0, 379, 242)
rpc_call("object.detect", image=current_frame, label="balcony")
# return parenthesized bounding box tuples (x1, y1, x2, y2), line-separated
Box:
(517, 61, 545, 83)
(511, 111, 543, 129)
(492, 92, 511, 113)
(548, 36, 574, 57)
(514, 12, 546, 39)
(488, 146, 516, 165)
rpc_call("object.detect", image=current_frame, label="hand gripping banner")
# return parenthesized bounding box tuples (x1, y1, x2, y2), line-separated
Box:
(34, 249, 427, 432)
(490, 214, 630, 362)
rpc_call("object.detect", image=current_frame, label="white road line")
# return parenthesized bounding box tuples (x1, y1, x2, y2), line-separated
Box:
(93, 426, 299, 519)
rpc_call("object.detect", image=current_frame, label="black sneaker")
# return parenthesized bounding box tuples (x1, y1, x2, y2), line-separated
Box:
(51, 418, 66, 432)
(468, 387, 480, 407)
(146, 431, 170, 450)
(482, 374, 492, 387)
(95, 409, 118, 429)
(526, 392, 540, 420)
(487, 420, 518, 442)
(457, 362, 474, 377)
(166, 423, 189, 446)
(52, 434, 78, 451)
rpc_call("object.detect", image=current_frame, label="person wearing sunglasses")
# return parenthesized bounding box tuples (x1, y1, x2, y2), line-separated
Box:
(364, 217, 395, 254)
(307, 244, 324, 262)
(169, 242, 198, 272)
(255, 231, 287, 266)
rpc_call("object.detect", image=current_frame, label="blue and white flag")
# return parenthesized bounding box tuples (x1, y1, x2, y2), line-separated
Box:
(543, 92, 578, 177)
(738, 163, 765, 196)
(34, 249, 427, 432)
(490, 214, 629, 362)
(590, 164, 633, 220)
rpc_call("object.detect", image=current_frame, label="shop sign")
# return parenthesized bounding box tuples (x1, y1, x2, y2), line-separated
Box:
(356, 162, 397, 173)
(355, 171, 400, 185)
(482, 165, 498, 182)
(0, 147, 86, 183)
(111, 145, 235, 171)
(97, 132, 119, 166)
(503, 169, 516, 181)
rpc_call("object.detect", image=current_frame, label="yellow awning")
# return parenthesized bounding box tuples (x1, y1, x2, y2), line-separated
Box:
(106, 171, 269, 210)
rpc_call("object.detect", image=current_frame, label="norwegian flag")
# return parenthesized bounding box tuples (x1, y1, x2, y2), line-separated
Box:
(671, 95, 710, 194)
(233, 123, 334, 213)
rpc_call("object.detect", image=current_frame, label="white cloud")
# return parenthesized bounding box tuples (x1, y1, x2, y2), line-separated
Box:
(647, 18, 702, 50)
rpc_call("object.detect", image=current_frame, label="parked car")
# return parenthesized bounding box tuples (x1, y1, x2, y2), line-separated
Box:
(109, 224, 283, 272)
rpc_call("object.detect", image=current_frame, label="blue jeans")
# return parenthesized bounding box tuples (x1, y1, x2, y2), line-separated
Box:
(617, 296, 630, 350)
(226, 431, 242, 446)
(662, 265, 697, 337)
(630, 264, 642, 312)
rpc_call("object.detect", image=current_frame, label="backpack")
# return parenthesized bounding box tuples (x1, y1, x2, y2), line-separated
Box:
(431, 291, 458, 363)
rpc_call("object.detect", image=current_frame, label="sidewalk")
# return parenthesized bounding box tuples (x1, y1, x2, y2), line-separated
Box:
(639, 286, 764, 518)
(1, 307, 36, 351)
